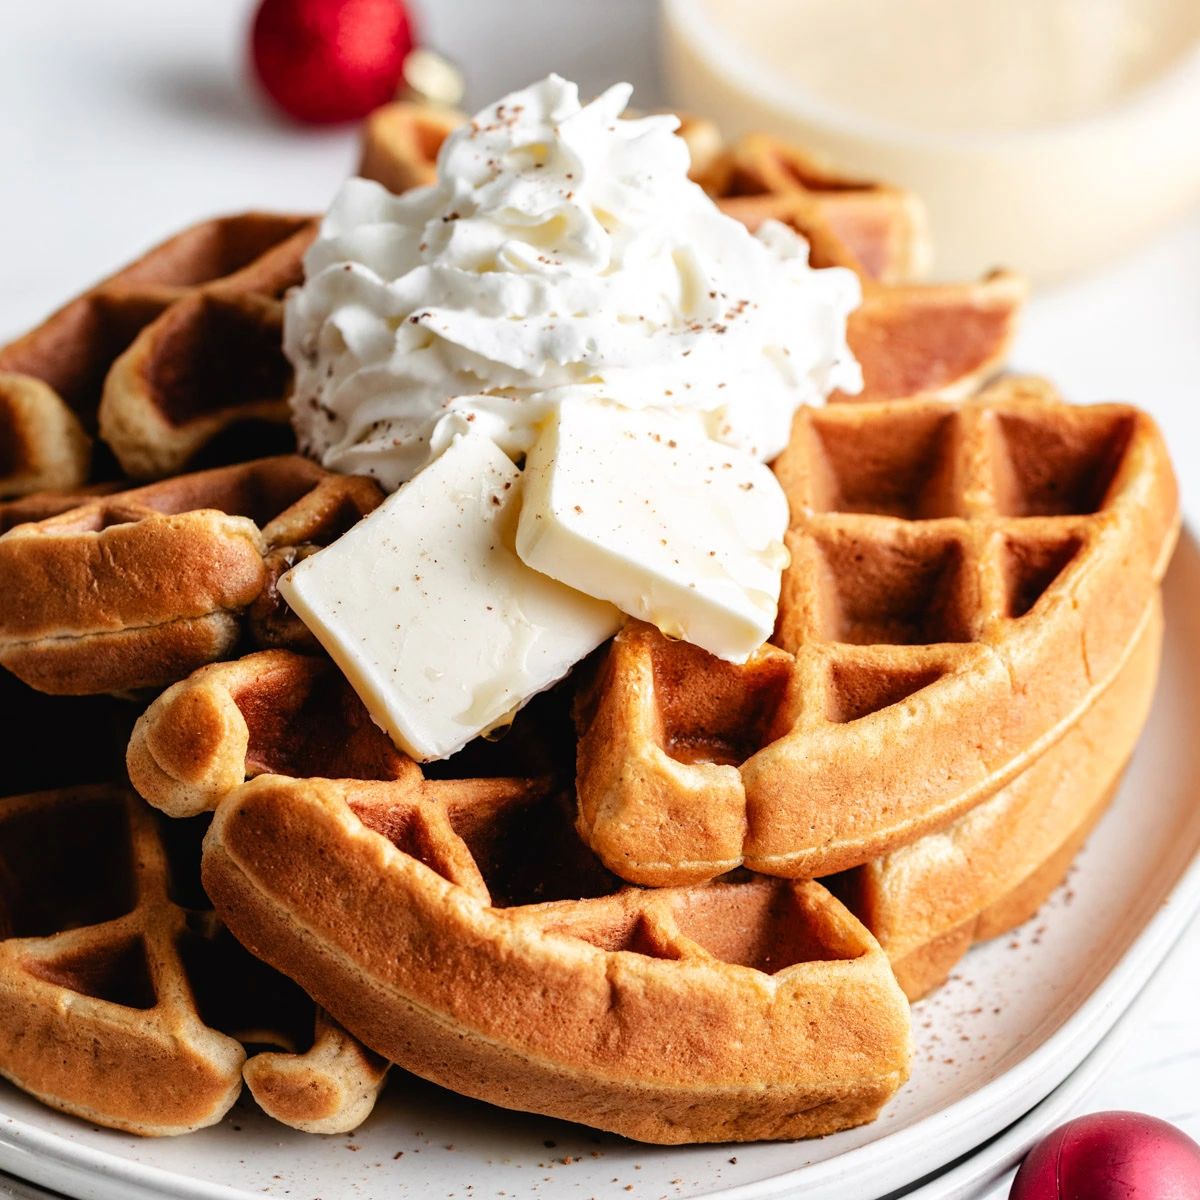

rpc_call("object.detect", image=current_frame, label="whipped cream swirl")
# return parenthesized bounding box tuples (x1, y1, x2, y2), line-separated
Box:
(286, 74, 862, 490)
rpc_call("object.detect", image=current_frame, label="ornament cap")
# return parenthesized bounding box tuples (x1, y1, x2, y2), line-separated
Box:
(400, 49, 466, 110)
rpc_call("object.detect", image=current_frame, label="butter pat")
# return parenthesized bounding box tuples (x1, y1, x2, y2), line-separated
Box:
(516, 398, 790, 663)
(278, 431, 622, 761)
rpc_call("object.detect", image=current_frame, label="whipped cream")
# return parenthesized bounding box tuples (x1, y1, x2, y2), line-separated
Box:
(286, 74, 862, 490)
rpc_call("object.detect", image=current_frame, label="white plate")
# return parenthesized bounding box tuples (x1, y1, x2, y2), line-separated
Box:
(2, 533, 1199, 1200)
(0, 926, 1186, 1200)
(896, 908, 1200, 1200)
(5, 916, 1193, 1200)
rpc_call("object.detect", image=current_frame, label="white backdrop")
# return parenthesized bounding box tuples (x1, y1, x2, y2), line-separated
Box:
(2, 1, 1199, 1187)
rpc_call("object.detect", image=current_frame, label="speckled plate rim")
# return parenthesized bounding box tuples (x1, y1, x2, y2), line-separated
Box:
(0, 932, 1189, 1200)
(0, 531, 1198, 1200)
(895, 909, 1200, 1200)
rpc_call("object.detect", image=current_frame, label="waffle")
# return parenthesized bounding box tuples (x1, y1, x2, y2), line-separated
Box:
(696, 131, 932, 285)
(0, 456, 381, 695)
(724, 186, 1023, 404)
(126, 648, 576, 818)
(834, 595, 1162, 1000)
(0, 374, 94, 498)
(843, 271, 1023, 405)
(201, 774, 912, 1145)
(129, 654, 913, 1142)
(0, 784, 388, 1136)
(694, 131, 1026, 404)
(0, 666, 388, 1137)
(0, 213, 314, 497)
(575, 379, 1178, 886)
(359, 101, 465, 195)
(127, 650, 417, 818)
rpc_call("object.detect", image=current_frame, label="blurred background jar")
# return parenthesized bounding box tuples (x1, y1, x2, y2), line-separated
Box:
(663, 0, 1200, 283)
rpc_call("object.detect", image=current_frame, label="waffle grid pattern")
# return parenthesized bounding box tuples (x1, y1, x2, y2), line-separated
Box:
(776, 384, 1134, 700)
(0, 784, 387, 1135)
(697, 131, 931, 284)
(348, 774, 862, 969)
(575, 381, 1178, 885)
(201, 771, 914, 1144)
(0, 213, 315, 497)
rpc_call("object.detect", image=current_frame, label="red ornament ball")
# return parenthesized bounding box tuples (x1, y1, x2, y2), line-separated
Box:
(251, 0, 414, 125)
(1011, 1111, 1200, 1200)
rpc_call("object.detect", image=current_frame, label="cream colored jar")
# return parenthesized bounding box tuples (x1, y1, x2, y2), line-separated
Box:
(663, 0, 1200, 283)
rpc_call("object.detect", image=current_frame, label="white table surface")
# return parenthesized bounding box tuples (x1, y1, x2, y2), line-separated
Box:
(3, 2, 1199, 1195)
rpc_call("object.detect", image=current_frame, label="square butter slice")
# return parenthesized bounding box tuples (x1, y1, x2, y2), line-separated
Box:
(516, 397, 790, 663)
(278, 430, 622, 761)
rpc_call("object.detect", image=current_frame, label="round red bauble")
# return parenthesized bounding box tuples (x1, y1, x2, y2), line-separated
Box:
(1011, 1111, 1200, 1200)
(251, 0, 414, 125)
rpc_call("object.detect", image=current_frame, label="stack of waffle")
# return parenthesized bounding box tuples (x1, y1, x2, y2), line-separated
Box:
(0, 109, 1177, 1145)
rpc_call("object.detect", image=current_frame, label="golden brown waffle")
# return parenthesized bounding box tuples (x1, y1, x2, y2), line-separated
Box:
(0, 456, 381, 695)
(844, 271, 1024, 405)
(833, 595, 1162, 1000)
(699, 133, 1024, 402)
(697, 131, 932, 285)
(575, 379, 1179, 886)
(126, 648, 576, 818)
(0, 374, 94, 498)
(724, 188, 1023, 404)
(201, 773, 912, 1145)
(0, 672, 388, 1136)
(359, 101, 465, 194)
(128, 654, 912, 1142)
(128, 650, 417, 817)
(0, 213, 315, 497)
(0, 784, 388, 1136)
